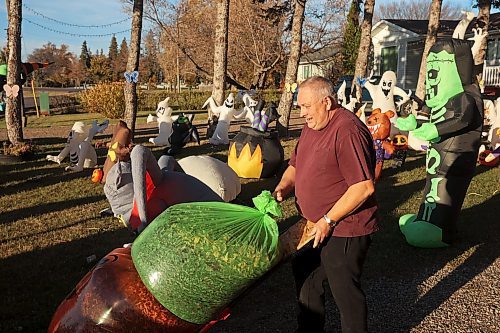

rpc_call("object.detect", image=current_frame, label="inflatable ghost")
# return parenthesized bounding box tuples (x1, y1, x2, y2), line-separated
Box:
(336, 80, 347, 107)
(364, 71, 411, 122)
(396, 33, 485, 247)
(47, 120, 108, 171)
(234, 91, 258, 124)
(203, 93, 236, 145)
(147, 97, 174, 146)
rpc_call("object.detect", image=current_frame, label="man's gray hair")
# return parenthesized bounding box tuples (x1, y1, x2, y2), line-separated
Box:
(299, 76, 336, 100)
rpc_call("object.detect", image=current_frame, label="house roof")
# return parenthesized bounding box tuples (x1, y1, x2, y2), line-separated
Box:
(299, 45, 340, 64)
(384, 12, 500, 37)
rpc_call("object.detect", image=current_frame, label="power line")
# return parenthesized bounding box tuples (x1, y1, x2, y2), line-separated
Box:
(24, 18, 131, 37)
(23, 4, 130, 28)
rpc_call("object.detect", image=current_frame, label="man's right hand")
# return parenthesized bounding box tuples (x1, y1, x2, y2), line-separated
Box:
(272, 185, 285, 202)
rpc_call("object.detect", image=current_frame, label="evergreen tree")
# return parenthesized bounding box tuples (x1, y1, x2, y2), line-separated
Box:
(109, 35, 118, 60)
(80, 40, 91, 68)
(119, 38, 128, 61)
(341, 0, 362, 74)
(141, 30, 161, 84)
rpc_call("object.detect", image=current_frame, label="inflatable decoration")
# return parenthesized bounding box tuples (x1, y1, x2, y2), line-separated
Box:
(251, 101, 280, 132)
(391, 134, 408, 167)
(228, 125, 284, 179)
(202, 93, 236, 145)
(104, 144, 222, 233)
(366, 109, 395, 181)
(165, 113, 200, 155)
(396, 27, 485, 247)
(234, 91, 258, 124)
(336, 80, 347, 107)
(0, 64, 6, 88)
(48, 247, 212, 333)
(356, 102, 368, 124)
(47, 120, 109, 171)
(479, 99, 500, 166)
(132, 191, 281, 325)
(177, 155, 241, 202)
(147, 97, 174, 146)
(362, 71, 411, 126)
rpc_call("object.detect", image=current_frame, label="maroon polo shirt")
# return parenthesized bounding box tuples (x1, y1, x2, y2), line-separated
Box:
(290, 107, 379, 237)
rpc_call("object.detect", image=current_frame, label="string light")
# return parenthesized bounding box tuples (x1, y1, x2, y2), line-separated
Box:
(23, 4, 130, 28)
(24, 18, 131, 37)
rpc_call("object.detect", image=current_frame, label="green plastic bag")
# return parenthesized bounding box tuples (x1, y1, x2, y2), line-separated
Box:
(131, 191, 282, 324)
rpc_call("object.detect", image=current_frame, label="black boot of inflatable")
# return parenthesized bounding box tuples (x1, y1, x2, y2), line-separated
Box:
(228, 126, 284, 179)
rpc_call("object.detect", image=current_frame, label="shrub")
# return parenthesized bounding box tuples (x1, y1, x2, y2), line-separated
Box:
(79, 82, 126, 119)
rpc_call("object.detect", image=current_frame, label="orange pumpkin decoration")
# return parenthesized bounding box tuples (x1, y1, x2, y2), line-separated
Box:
(91, 168, 103, 183)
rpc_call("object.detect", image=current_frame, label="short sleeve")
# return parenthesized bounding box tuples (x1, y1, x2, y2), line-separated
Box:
(337, 129, 375, 186)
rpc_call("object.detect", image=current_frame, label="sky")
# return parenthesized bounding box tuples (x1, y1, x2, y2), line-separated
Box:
(0, 0, 497, 61)
(0, 0, 151, 61)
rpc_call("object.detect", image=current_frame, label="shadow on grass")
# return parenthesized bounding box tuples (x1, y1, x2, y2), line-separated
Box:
(1, 195, 104, 226)
(365, 193, 499, 332)
(0, 227, 131, 333)
(0, 162, 94, 197)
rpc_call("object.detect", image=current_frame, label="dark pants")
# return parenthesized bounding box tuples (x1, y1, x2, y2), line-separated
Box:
(292, 234, 372, 333)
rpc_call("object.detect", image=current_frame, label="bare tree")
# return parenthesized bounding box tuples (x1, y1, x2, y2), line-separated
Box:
(277, 0, 306, 137)
(212, 0, 230, 106)
(352, 0, 375, 102)
(474, 0, 491, 70)
(123, 0, 143, 134)
(375, 0, 461, 21)
(5, 0, 23, 145)
(415, 0, 442, 102)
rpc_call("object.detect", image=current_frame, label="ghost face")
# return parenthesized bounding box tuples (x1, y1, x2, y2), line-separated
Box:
(380, 71, 397, 98)
(156, 97, 172, 118)
(224, 93, 235, 109)
(425, 50, 464, 109)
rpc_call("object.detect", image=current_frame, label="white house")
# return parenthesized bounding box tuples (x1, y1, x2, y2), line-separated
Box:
(371, 13, 500, 90)
(297, 45, 340, 82)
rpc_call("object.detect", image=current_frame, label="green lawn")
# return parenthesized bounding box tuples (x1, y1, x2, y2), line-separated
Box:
(0, 118, 498, 332)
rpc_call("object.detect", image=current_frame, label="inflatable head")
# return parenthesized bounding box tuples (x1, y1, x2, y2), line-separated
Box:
(380, 71, 397, 100)
(426, 39, 472, 109)
(102, 121, 132, 183)
(366, 109, 394, 140)
(156, 97, 173, 119)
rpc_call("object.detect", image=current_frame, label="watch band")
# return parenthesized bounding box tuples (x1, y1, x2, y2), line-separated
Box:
(323, 214, 336, 227)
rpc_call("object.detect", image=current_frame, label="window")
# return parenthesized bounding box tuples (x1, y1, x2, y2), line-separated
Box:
(381, 46, 397, 73)
(487, 39, 496, 61)
(303, 65, 311, 79)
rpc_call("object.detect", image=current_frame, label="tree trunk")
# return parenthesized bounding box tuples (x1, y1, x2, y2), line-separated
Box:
(123, 0, 143, 135)
(277, 0, 306, 137)
(352, 0, 375, 102)
(211, 0, 230, 106)
(475, 0, 490, 80)
(5, 0, 23, 145)
(415, 0, 442, 103)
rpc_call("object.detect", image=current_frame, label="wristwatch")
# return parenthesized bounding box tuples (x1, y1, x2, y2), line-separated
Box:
(323, 214, 337, 228)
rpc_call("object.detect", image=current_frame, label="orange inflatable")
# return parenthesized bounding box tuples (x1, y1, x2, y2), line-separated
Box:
(48, 247, 204, 333)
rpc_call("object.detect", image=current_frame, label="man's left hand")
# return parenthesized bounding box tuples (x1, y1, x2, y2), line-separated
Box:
(309, 217, 334, 248)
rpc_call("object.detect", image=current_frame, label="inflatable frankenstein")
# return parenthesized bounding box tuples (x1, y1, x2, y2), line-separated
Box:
(397, 38, 484, 248)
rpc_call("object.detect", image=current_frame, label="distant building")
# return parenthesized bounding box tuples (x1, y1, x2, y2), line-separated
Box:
(371, 13, 500, 90)
(297, 45, 340, 82)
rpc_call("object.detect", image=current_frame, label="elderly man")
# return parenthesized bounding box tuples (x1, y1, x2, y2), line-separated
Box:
(273, 76, 378, 333)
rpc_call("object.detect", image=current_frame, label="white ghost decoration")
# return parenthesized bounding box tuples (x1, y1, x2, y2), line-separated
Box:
(202, 93, 236, 145)
(47, 120, 109, 171)
(147, 97, 175, 146)
(233, 92, 257, 124)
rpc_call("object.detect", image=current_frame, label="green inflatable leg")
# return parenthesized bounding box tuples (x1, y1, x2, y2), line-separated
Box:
(399, 214, 449, 248)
